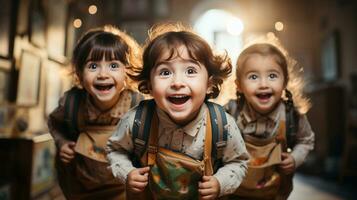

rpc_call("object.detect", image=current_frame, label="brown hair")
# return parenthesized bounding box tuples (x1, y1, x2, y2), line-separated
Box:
(236, 43, 311, 114)
(72, 25, 141, 89)
(131, 22, 232, 99)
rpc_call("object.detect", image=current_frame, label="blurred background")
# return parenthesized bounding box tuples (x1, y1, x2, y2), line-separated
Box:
(0, 0, 356, 199)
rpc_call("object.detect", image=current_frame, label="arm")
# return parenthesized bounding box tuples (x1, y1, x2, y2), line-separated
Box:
(106, 109, 137, 184)
(290, 115, 315, 168)
(47, 95, 74, 149)
(213, 114, 249, 196)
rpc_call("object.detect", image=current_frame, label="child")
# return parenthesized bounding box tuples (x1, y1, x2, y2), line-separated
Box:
(48, 26, 143, 199)
(225, 43, 315, 200)
(106, 22, 249, 200)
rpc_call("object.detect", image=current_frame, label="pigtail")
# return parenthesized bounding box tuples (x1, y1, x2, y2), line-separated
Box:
(236, 91, 245, 112)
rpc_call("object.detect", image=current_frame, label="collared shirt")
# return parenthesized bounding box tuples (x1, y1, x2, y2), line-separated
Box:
(235, 100, 315, 168)
(106, 102, 249, 196)
(48, 88, 138, 148)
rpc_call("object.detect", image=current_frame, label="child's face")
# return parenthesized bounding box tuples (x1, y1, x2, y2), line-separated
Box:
(82, 57, 126, 110)
(236, 54, 285, 114)
(149, 45, 210, 125)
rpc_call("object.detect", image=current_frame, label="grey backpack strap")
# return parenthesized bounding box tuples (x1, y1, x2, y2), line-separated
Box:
(206, 102, 228, 171)
(132, 99, 156, 161)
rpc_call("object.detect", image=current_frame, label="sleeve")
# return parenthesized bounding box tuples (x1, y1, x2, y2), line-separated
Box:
(290, 114, 315, 168)
(106, 108, 137, 184)
(47, 93, 72, 149)
(213, 113, 250, 196)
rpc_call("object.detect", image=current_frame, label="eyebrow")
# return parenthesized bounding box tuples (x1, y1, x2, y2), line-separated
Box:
(156, 58, 202, 68)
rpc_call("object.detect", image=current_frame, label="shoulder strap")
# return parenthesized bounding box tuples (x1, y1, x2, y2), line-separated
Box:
(285, 101, 299, 149)
(206, 101, 228, 171)
(63, 87, 85, 138)
(132, 99, 156, 160)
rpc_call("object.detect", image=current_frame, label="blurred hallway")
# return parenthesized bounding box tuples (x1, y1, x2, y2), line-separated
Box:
(289, 174, 356, 200)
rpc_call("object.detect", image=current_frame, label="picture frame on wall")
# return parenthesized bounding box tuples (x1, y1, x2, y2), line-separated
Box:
(0, 0, 17, 59)
(16, 50, 42, 107)
(30, 133, 56, 198)
(29, 0, 46, 48)
(44, 60, 62, 117)
(46, 0, 68, 64)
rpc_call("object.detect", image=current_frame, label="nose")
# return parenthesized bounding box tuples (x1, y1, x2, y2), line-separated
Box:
(258, 77, 269, 88)
(97, 67, 109, 79)
(170, 74, 185, 89)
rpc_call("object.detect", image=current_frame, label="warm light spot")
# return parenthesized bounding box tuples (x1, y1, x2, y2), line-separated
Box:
(88, 5, 97, 15)
(275, 21, 284, 31)
(266, 32, 275, 39)
(73, 19, 82, 28)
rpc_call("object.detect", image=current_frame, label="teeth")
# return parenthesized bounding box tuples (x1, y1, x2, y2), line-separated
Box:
(171, 95, 187, 98)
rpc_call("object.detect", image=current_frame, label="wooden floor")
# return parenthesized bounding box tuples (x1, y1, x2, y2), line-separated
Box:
(35, 173, 356, 200)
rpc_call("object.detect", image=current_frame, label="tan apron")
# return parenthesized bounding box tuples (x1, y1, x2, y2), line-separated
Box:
(234, 121, 291, 200)
(56, 125, 125, 200)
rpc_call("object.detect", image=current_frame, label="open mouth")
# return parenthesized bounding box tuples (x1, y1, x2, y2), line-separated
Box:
(168, 95, 190, 105)
(94, 84, 114, 91)
(256, 93, 272, 100)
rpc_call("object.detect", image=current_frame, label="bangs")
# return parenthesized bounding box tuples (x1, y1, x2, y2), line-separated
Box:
(87, 45, 127, 63)
(152, 35, 203, 67)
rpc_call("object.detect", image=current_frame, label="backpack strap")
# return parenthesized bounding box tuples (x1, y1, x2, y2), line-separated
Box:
(63, 87, 85, 139)
(285, 101, 299, 149)
(132, 99, 156, 160)
(206, 101, 228, 171)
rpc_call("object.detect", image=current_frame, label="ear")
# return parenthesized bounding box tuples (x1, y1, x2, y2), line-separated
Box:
(206, 77, 214, 95)
(235, 79, 242, 92)
(146, 81, 153, 95)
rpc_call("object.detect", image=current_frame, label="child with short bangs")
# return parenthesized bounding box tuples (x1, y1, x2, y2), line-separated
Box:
(225, 43, 315, 200)
(48, 26, 143, 199)
(106, 22, 249, 200)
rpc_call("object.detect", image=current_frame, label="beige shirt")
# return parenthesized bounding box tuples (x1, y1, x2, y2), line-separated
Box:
(48, 88, 138, 148)
(237, 101, 315, 168)
(106, 102, 249, 196)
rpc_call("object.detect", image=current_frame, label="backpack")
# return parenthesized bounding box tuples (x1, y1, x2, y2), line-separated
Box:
(63, 87, 143, 139)
(131, 99, 228, 172)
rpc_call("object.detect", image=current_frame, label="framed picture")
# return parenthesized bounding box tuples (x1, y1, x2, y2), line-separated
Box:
(16, 50, 42, 107)
(30, 133, 56, 198)
(120, 0, 149, 19)
(321, 30, 340, 82)
(29, 0, 46, 48)
(44, 61, 62, 117)
(46, 0, 68, 64)
(0, 0, 17, 58)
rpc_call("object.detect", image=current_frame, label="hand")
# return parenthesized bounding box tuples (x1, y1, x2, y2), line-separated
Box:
(59, 141, 76, 163)
(126, 167, 150, 193)
(199, 176, 220, 200)
(279, 152, 296, 174)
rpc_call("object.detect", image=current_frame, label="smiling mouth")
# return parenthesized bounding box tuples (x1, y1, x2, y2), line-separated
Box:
(256, 93, 272, 100)
(168, 95, 190, 105)
(94, 84, 114, 91)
